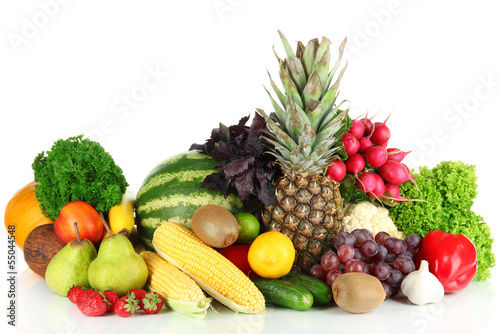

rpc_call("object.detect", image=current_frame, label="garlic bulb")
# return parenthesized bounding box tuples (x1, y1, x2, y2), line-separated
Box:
(400, 260, 444, 305)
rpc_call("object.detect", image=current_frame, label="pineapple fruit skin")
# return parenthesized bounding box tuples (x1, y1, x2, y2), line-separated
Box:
(261, 173, 344, 272)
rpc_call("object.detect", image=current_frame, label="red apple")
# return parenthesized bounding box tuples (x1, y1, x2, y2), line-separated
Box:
(54, 201, 103, 244)
(219, 244, 258, 278)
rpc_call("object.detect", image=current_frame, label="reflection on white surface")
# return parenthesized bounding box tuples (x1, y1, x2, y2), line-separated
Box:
(13, 269, 496, 334)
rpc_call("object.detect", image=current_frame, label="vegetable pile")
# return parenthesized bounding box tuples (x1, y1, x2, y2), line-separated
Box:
(389, 161, 495, 280)
(32, 135, 128, 220)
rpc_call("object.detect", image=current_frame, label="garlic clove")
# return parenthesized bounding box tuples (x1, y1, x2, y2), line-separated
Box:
(401, 260, 445, 306)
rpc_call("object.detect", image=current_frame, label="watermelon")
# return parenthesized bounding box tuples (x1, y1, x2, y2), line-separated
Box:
(136, 151, 244, 250)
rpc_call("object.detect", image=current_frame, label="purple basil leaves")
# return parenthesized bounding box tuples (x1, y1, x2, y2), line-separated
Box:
(190, 112, 280, 213)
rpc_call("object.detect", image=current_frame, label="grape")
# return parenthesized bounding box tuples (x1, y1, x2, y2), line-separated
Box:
(372, 245, 388, 262)
(386, 269, 404, 288)
(337, 244, 355, 263)
(384, 237, 407, 255)
(351, 229, 374, 245)
(353, 248, 365, 261)
(309, 264, 327, 281)
(399, 250, 415, 261)
(321, 251, 341, 272)
(385, 253, 396, 264)
(326, 269, 343, 286)
(344, 259, 365, 273)
(375, 231, 391, 245)
(333, 231, 356, 250)
(371, 261, 391, 281)
(360, 239, 379, 257)
(381, 281, 393, 300)
(393, 255, 416, 275)
(404, 233, 422, 252)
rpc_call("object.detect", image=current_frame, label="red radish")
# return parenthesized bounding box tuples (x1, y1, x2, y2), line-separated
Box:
(342, 133, 360, 156)
(348, 120, 364, 139)
(387, 148, 411, 162)
(357, 137, 373, 154)
(326, 159, 347, 182)
(383, 182, 402, 200)
(377, 160, 418, 188)
(368, 173, 385, 198)
(379, 141, 389, 148)
(360, 112, 374, 137)
(356, 172, 377, 193)
(382, 182, 424, 202)
(345, 154, 365, 175)
(364, 145, 388, 168)
(371, 114, 391, 145)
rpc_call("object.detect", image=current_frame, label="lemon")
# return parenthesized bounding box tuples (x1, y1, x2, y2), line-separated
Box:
(248, 231, 295, 278)
(235, 212, 260, 245)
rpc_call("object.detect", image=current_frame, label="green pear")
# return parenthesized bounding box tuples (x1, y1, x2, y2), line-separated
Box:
(45, 223, 97, 296)
(88, 216, 148, 296)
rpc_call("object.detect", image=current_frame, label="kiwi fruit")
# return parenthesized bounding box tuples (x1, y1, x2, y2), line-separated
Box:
(190, 204, 239, 248)
(331, 272, 386, 313)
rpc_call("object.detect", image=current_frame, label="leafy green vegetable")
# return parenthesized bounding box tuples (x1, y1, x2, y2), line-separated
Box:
(32, 135, 128, 221)
(389, 161, 495, 281)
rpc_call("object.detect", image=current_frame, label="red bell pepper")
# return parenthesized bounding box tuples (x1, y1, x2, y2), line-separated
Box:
(415, 230, 477, 294)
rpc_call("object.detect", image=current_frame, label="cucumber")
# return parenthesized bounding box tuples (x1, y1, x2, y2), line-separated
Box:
(251, 278, 314, 311)
(280, 271, 332, 305)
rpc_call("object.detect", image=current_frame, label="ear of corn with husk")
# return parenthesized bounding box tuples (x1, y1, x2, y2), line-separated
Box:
(152, 221, 265, 314)
(140, 250, 211, 318)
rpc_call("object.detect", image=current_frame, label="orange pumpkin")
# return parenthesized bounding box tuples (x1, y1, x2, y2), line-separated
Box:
(4, 181, 54, 251)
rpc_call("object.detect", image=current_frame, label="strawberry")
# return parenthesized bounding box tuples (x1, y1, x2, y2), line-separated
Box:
(68, 286, 84, 304)
(103, 290, 120, 312)
(77, 291, 108, 317)
(141, 291, 164, 314)
(127, 289, 147, 305)
(75, 289, 96, 306)
(114, 295, 140, 317)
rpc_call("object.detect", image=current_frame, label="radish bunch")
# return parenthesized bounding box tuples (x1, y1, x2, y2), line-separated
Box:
(326, 113, 416, 202)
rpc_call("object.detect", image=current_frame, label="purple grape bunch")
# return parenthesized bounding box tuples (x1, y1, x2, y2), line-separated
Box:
(309, 229, 422, 300)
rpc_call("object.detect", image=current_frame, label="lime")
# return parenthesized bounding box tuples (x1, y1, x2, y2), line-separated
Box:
(234, 212, 261, 244)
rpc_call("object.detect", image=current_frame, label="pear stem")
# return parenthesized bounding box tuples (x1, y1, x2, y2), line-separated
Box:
(74, 222, 81, 243)
(100, 212, 114, 237)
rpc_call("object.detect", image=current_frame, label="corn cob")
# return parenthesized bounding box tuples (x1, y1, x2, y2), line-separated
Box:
(140, 251, 211, 318)
(152, 221, 266, 314)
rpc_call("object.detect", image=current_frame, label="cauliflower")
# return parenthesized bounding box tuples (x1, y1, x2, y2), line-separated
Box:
(341, 202, 402, 238)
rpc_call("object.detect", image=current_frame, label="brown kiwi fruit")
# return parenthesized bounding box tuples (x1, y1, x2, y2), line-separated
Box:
(331, 272, 386, 313)
(190, 204, 239, 248)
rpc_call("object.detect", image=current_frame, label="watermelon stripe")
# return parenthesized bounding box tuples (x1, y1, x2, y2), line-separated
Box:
(139, 151, 215, 188)
(137, 169, 212, 199)
(137, 193, 241, 215)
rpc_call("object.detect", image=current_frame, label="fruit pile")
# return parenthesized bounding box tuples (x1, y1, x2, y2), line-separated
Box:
(310, 229, 422, 299)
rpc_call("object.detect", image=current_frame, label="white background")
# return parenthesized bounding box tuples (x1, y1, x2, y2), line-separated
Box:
(1, 0, 499, 333)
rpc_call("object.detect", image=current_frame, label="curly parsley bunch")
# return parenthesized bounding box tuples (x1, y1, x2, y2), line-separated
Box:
(32, 135, 128, 220)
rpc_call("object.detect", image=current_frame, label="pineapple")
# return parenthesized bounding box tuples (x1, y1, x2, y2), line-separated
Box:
(258, 31, 350, 272)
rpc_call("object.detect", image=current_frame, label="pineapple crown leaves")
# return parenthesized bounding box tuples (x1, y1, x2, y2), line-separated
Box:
(258, 30, 350, 175)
